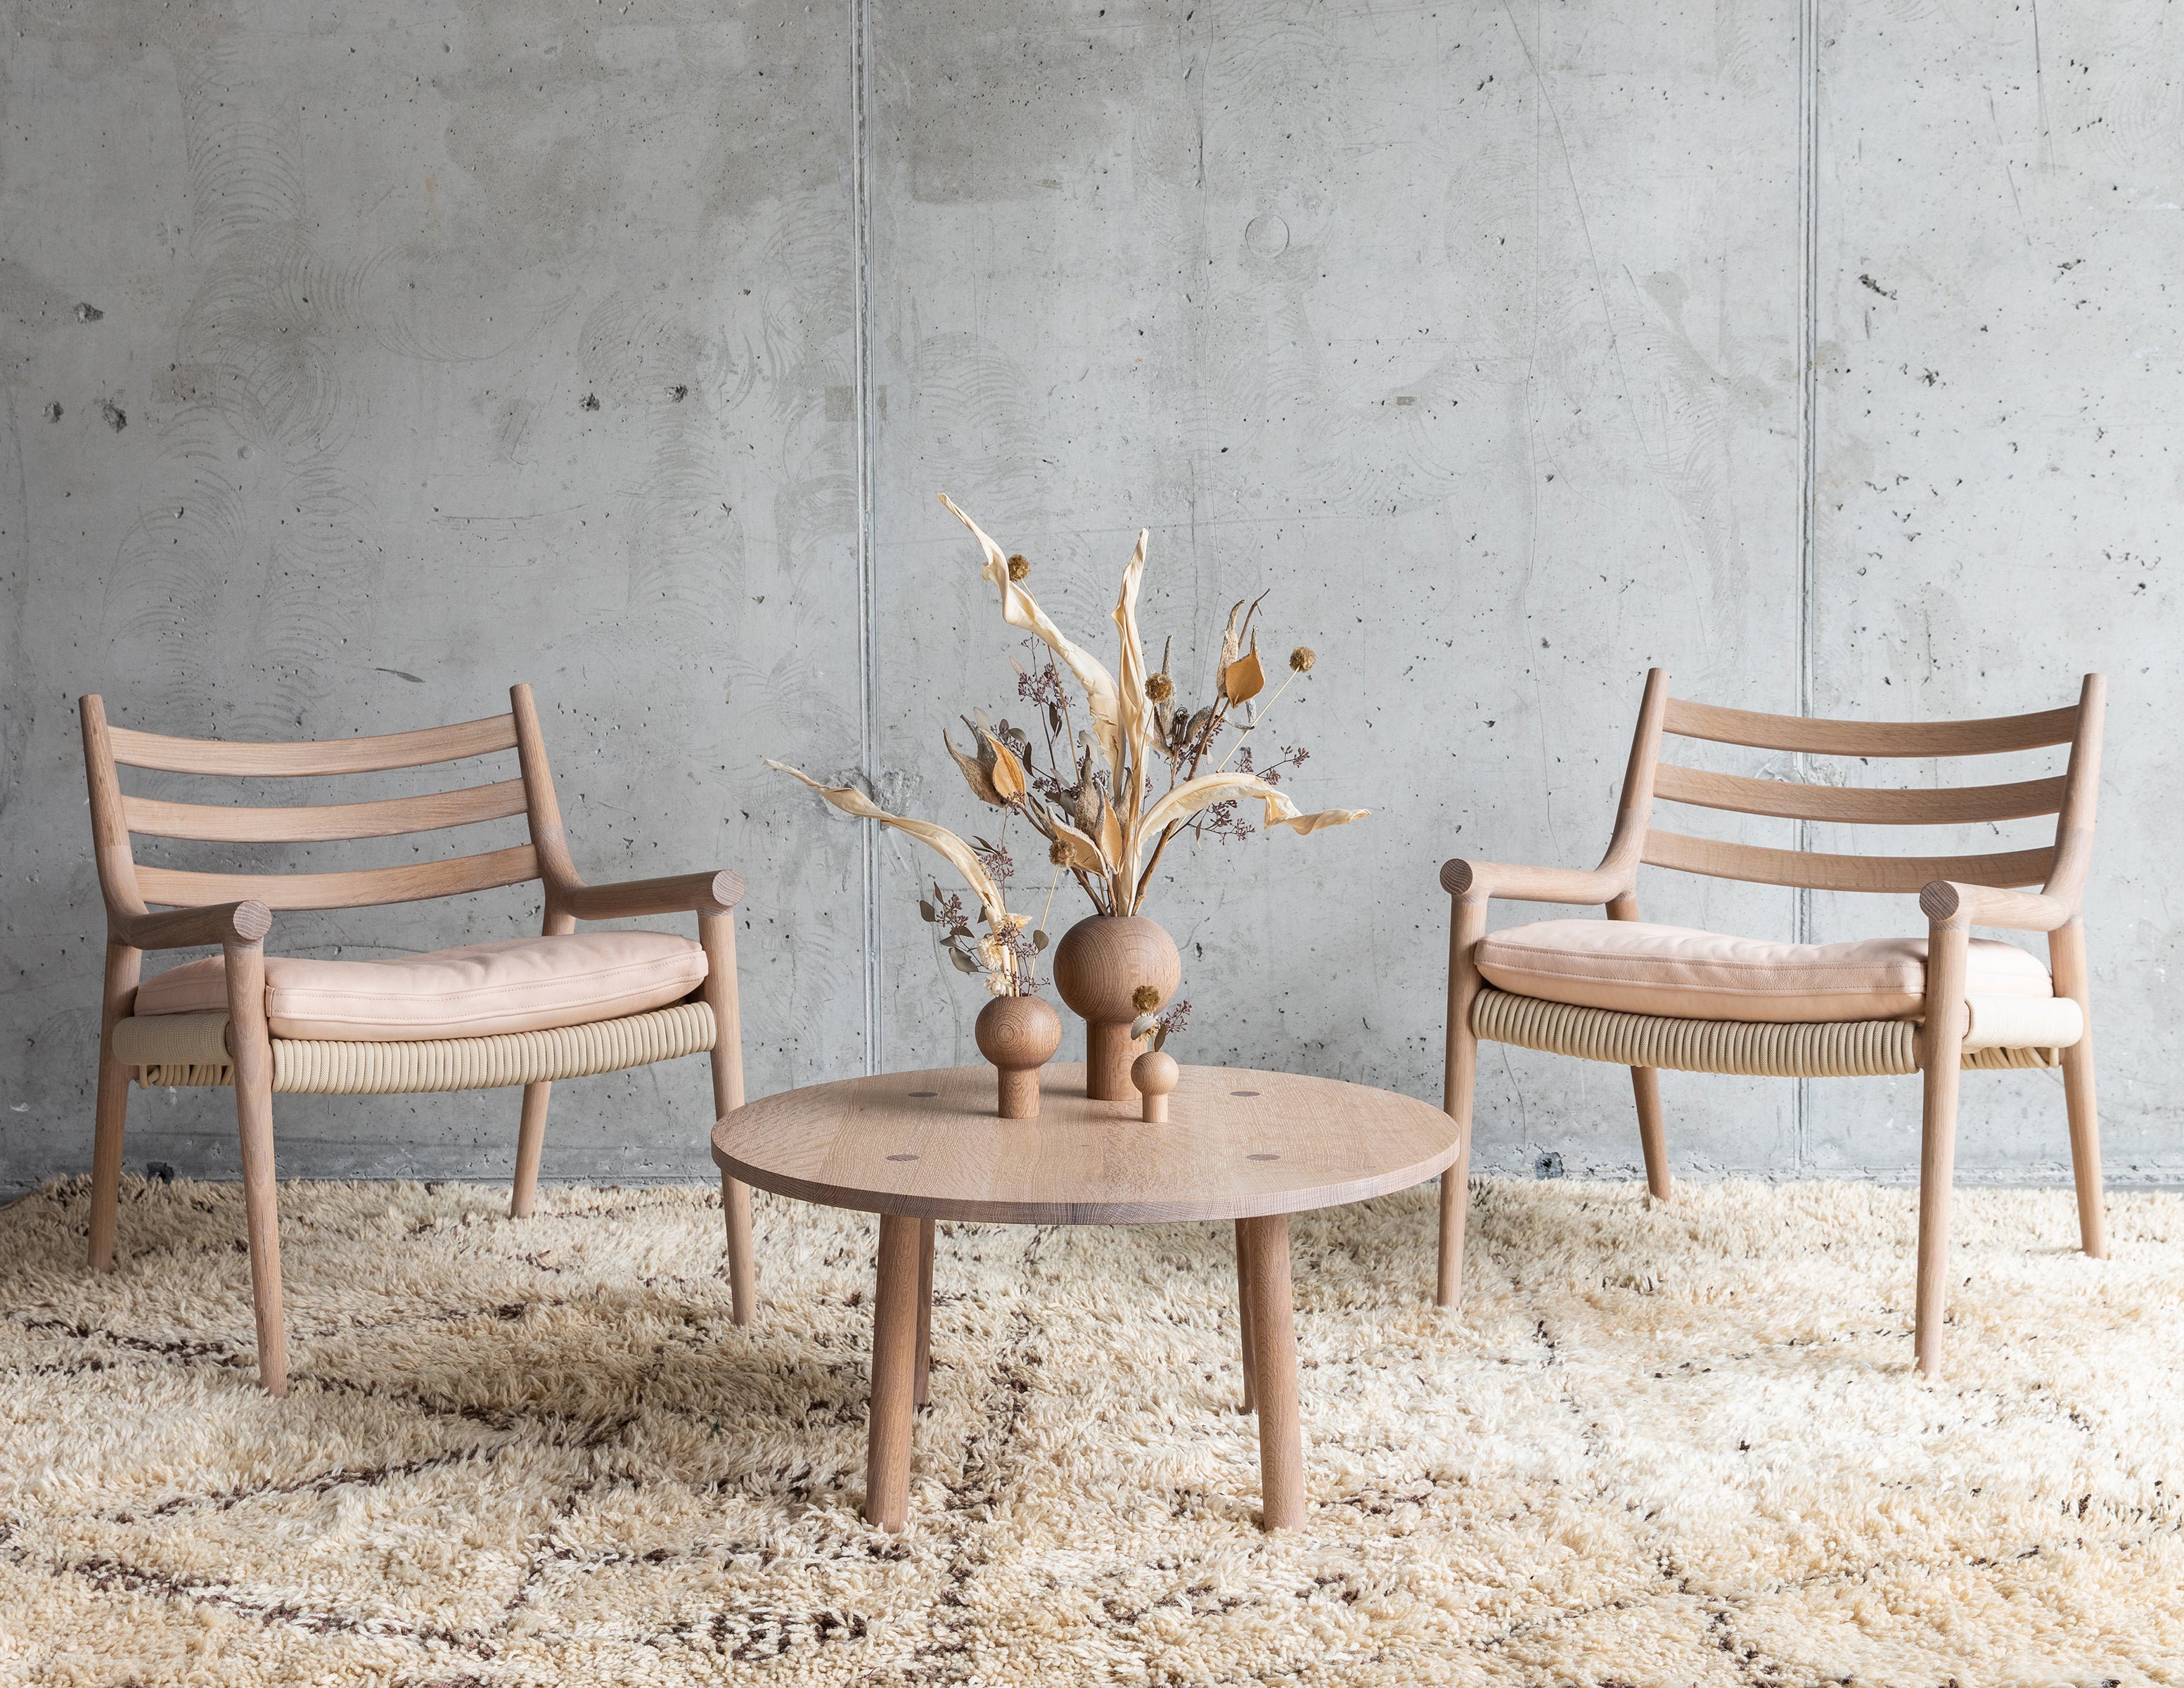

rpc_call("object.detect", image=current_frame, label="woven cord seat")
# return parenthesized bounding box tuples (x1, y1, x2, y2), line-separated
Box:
(1470, 986, 2065, 1078)
(117, 1001, 717, 1095)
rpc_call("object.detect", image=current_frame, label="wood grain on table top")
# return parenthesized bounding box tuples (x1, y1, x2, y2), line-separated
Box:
(711, 1062, 1460, 1225)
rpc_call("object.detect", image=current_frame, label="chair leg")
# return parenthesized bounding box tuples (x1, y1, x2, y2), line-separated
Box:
(1631, 1066, 1671, 1201)
(1914, 914, 1970, 1379)
(225, 938, 288, 1396)
(2050, 923, 2107, 1259)
(1913, 1059, 1961, 1379)
(88, 942, 141, 1272)
(2060, 1039, 2107, 1259)
(510, 1082, 551, 1219)
(1438, 894, 1487, 1308)
(700, 910, 754, 1322)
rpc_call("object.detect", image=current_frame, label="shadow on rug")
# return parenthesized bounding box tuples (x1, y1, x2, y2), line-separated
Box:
(1, 1175, 2180, 1685)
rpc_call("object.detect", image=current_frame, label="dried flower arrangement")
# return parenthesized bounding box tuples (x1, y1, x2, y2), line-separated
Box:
(767, 495, 1367, 964)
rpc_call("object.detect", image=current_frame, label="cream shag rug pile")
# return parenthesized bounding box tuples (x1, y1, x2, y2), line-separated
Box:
(1, 1175, 2180, 1687)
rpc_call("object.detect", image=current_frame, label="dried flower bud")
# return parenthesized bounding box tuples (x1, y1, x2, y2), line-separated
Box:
(1007, 554, 1029, 581)
(1290, 646, 1316, 673)
(1146, 672, 1174, 703)
(1048, 839, 1072, 866)
(1131, 984, 1161, 1012)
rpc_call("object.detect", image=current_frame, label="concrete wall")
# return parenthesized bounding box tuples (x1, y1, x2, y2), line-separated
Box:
(1, 0, 2176, 1196)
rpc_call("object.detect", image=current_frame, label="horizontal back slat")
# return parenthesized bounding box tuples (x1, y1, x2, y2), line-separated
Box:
(1662, 698, 2079, 758)
(123, 779, 529, 843)
(1654, 765, 2067, 826)
(108, 713, 518, 776)
(134, 845, 540, 911)
(1643, 831, 2054, 894)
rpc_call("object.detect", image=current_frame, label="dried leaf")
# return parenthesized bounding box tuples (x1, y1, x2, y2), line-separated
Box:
(1129, 769, 1304, 886)
(1223, 635, 1265, 705)
(941, 494, 1123, 779)
(1098, 793, 1125, 872)
(918, 899, 937, 923)
(943, 728, 1003, 806)
(1111, 527, 1152, 820)
(949, 947, 979, 973)
(1266, 807, 1371, 836)
(1046, 812, 1108, 875)
(766, 758, 1008, 923)
(982, 731, 1027, 803)
(1033, 930, 1050, 952)
(1219, 599, 1246, 672)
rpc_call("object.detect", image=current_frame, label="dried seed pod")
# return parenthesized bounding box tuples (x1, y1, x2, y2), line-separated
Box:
(1289, 645, 1316, 673)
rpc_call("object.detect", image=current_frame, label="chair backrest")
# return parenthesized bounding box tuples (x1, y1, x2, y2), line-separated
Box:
(1610, 670, 2105, 909)
(79, 688, 561, 924)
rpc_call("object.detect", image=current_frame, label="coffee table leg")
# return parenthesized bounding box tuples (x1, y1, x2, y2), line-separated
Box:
(867, 1212, 923, 1531)
(1233, 1217, 1257, 1414)
(914, 1217, 935, 1408)
(1240, 1214, 1305, 1530)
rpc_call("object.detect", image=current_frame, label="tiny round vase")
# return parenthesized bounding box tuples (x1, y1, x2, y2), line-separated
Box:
(974, 993, 1062, 1120)
(1051, 914, 1181, 1101)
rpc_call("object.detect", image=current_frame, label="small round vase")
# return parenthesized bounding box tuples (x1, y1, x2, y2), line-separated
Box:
(1051, 914, 1181, 1101)
(974, 993, 1062, 1120)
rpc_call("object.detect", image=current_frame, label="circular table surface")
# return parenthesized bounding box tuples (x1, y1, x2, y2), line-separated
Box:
(711, 1061, 1460, 1225)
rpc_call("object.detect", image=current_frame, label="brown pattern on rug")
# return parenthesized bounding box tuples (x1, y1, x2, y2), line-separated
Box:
(1, 1175, 2181, 1685)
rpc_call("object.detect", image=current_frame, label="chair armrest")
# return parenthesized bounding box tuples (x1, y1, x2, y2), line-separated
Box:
(1919, 880, 2074, 932)
(114, 900, 273, 952)
(1440, 857, 1624, 905)
(558, 869, 745, 921)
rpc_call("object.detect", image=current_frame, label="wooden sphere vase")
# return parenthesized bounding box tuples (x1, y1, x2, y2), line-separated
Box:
(1131, 1050, 1178, 1123)
(974, 993, 1062, 1120)
(1051, 915, 1181, 1101)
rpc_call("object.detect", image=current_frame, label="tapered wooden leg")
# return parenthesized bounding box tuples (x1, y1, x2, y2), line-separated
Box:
(1607, 897, 1671, 1203)
(866, 1212, 923, 1531)
(1234, 1218, 1257, 1413)
(2050, 923, 2107, 1259)
(510, 1082, 551, 1219)
(1439, 895, 1487, 1308)
(1631, 1067, 1671, 1201)
(1914, 916, 1970, 1379)
(1240, 1214, 1304, 1530)
(88, 940, 142, 1272)
(700, 912, 755, 1321)
(914, 1217, 934, 1409)
(225, 939, 288, 1397)
(721, 1172, 756, 1326)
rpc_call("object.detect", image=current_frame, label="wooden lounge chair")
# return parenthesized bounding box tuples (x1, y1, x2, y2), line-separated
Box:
(1436, 670, 2105, 1375)
(79, 685, 754, 1395)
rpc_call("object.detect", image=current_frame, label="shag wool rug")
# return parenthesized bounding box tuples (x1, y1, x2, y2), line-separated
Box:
(1, 1177, 2181, 1687)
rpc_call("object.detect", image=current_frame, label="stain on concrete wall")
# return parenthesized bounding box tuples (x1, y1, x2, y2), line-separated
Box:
(1, 0, 2176, 1193)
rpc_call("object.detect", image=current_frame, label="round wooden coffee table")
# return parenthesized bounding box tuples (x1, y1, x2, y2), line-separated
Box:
(711, 1061, 1460, 1532)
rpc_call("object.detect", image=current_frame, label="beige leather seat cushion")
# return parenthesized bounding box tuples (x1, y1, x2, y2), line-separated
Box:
(1475, 919, 2052, 1023)
(134, 932, 707, 1042)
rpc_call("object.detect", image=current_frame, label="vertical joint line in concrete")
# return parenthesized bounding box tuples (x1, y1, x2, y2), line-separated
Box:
(1794, 0, 1820, 1168)
(851, 0, 881, 1075)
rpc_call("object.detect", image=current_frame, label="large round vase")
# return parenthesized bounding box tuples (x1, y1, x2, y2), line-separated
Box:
(1051, 915, 1182, 1100)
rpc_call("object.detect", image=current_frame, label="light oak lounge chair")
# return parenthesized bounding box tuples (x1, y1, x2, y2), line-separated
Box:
(1436, 670, 2106, 1376)
(79, 685, 754, 1395)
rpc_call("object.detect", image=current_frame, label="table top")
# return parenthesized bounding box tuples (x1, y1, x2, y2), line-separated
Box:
(710, 1061, 1460, 1225)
